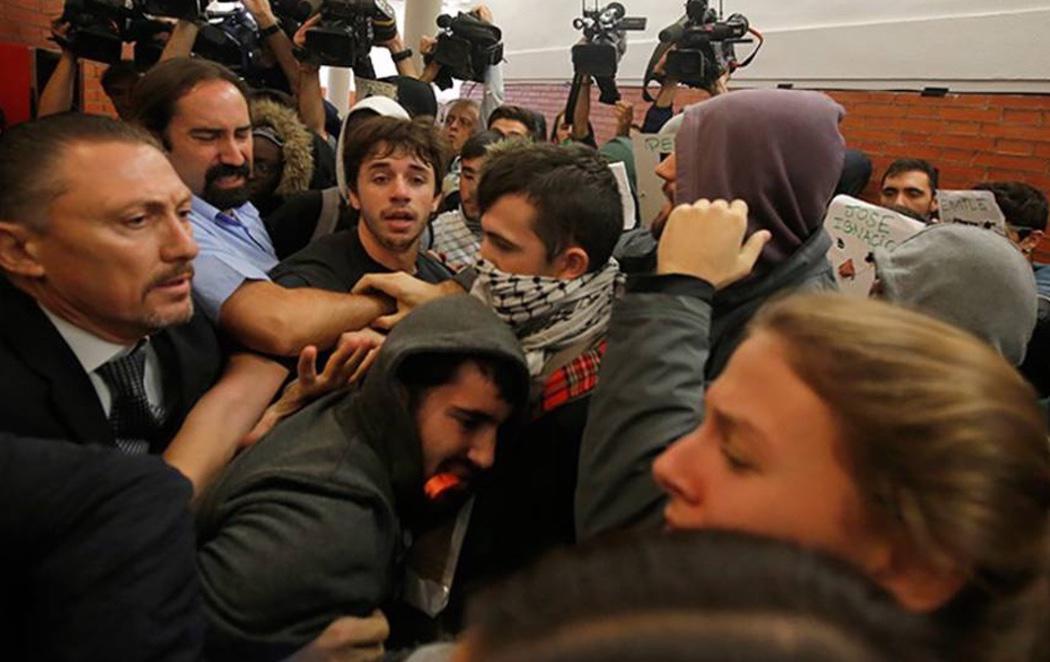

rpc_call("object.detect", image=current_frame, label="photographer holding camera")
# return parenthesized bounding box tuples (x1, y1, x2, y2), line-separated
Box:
(37, 17, 159, 120)
(421, 6, 505, 145)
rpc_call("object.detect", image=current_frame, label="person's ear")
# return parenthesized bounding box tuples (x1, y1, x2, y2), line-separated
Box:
(431, 188, 442, 214)
(866, 539, 966, 613)
(1021, 229, 1044, 256)
(0, 221, 46, 278)
(348, 187, 363, 211)
(553, 245, 590, 280)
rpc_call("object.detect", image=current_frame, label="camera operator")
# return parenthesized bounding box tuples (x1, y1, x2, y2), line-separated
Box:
(421, 5, 505, 140)
(37, 18, 155, 120)
(158, 0, 300, 95)
(553, 77, 598, 147)
(641, 45, 728, 133)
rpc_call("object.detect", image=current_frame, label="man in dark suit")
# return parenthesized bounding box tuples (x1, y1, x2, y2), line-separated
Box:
(0, 113, 287, 494)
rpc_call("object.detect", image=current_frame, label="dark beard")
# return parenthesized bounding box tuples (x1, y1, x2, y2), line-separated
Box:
(202, 163, 252, 211)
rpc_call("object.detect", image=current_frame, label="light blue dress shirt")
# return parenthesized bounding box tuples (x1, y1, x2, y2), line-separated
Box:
(189, 196, 278, 321)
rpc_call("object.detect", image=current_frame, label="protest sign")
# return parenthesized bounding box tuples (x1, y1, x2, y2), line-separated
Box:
(824, 195, 926, 297)
(936, 190, 1007, 235)
(631, 133, 675, 228)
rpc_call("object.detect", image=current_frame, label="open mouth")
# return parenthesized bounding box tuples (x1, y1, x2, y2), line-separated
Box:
(214, 174, 246, 188)
(152, 267, 194, 295)
(382, 210, 417, 231)
(153, 273, 192, 296)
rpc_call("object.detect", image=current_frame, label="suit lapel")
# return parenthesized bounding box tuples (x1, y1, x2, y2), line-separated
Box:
(0, 279, 114, 446)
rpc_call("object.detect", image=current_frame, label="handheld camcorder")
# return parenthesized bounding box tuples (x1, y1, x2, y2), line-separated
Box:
(564, 1, 645, 121)
(192, 4, 265, 75)
(56, 0, 189, 66)
(572, 2, 645, 82)
(299, 0, 396, 72)
(644, 0, 759, 101)
(427, 10, 503, 90)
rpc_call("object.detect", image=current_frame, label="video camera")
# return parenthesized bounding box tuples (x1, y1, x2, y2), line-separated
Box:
(563, 1, 645, 124)
(644, 0, 758, 100)
(56, 0, 185, 66)
(296, 0, 396, 73)
(572, 2, 645, 82)
(427, 10, 503, 90)
(192, 4, 265, 75)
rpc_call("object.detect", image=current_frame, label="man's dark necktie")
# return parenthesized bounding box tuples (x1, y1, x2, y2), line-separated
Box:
(95, 344, 165, 455)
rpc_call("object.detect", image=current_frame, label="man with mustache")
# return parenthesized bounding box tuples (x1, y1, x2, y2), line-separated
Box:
(132, 58, 393, 357)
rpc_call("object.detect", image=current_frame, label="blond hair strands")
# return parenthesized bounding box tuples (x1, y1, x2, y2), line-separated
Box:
(751, 293, 1050, 661)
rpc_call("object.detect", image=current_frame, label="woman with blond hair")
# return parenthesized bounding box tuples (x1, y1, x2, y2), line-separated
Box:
(578, 198, 1050, 661)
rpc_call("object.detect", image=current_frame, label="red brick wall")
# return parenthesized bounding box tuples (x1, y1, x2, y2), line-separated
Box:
(2, 0, 1048, 201)
(466, 83, 1050, 202)
(0, 0, 117, 117)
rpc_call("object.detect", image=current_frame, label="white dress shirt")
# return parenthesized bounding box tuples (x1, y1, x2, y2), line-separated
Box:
(40, 305, 165, 417)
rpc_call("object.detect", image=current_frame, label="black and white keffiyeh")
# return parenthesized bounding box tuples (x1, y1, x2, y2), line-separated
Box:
(470, 258, 624, 376)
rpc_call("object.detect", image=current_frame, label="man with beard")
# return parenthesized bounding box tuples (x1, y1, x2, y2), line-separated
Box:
(269, 116, 453, 297)
(195, 296, 529, 658)
(133, 58, 393, 357)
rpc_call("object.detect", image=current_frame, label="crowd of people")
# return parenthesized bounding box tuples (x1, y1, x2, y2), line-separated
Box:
(2, 2, 1049, 661)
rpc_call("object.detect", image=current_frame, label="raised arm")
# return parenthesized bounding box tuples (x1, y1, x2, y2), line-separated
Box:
(244, 0, 300, 90)
(474, 4, 505, 123)
(293, 15, 327, 137)
(159, 19, 199, 62)
(37, 21, 77, 118)
(576, 200, 770, 539)
(572, 76, 593, 142)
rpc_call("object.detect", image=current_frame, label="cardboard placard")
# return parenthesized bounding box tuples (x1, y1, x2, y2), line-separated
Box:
(608, 161, 637, 231)
(631, 133, 676, 228)
(824, 195, 926, 297)
(936, 190, 1007, 235)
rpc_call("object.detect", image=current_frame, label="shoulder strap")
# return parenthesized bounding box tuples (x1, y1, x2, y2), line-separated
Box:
(312, 186, 342, 242)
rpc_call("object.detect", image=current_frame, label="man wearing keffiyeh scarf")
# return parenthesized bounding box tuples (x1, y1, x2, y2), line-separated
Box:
(455, 142, 628, 622)
(470, 257, 624, 377)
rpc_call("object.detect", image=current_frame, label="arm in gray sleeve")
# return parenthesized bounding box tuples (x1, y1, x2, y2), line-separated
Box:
(197, 477, 396, 658)
(480, 61, 505, 125)
(575, 281, 715, 540)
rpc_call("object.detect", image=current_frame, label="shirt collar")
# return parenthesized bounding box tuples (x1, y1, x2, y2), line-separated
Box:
(39, 304, 139, 374)
(191, 195, 256, 227)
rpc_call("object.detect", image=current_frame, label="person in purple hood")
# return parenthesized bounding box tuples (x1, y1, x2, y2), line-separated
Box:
(577, 88, 845, 538)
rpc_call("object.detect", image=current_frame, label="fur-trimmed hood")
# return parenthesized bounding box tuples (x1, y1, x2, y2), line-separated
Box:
(251, 98, 315, 197)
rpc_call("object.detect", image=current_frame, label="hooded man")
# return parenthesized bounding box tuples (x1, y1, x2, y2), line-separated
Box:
(871, 223, 1038, 367)
(194, 295, 529, 658)
(248, 97, 337, 219)
(577, 89, 845, 539)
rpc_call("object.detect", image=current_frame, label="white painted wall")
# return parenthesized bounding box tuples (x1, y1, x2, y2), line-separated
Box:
(479, 0, 1050, 92)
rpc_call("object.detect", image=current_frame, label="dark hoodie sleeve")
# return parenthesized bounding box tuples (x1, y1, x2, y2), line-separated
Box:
(575, 279, 715, 540)
(196, 465, 398, 659)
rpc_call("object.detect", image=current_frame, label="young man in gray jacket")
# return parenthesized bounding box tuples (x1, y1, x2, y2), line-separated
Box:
(194, 295, 529, 659)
